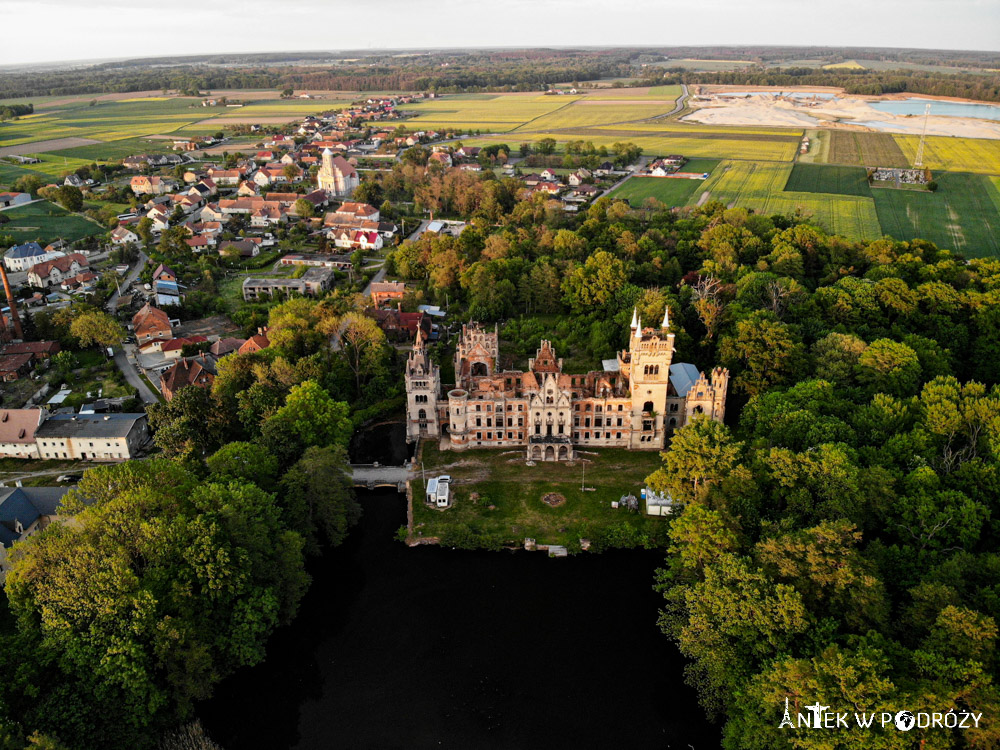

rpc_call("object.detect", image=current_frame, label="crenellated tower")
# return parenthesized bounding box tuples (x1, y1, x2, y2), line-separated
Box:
(620, 307, 676, 449)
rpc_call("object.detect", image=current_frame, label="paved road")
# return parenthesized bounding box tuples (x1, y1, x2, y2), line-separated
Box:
(114, 346, 159, 404)
(361, 264, 387, 299)
(107, 250, 148, 312)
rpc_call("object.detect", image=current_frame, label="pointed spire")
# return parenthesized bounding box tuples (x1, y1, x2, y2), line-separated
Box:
(662, 306, 670, 330)
(414, 325, 425, 348)
(630, 307, 638, 330)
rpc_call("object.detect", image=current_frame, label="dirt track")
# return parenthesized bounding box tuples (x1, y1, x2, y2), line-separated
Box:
(0, 137, 100, 156)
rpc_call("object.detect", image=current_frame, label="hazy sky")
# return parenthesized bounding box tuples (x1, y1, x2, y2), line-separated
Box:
(1, 0, 998, 66)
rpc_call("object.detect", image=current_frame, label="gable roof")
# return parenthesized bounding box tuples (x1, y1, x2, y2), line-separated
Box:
(6, 242, 45, 259)
(0, 409, 44, 444)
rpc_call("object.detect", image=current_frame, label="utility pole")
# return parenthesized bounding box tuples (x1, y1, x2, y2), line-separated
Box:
(914, 102, 932, 169)
(581, 459, 585, 491)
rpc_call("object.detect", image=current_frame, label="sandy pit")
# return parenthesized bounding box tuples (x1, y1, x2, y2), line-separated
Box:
(683, 92, 1000, 139)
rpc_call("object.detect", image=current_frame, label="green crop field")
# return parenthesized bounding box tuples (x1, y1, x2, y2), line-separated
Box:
(397, 94, 582, 132)
(36, 137, 178, 162)
(518, 102, 678, 131)
(0, 201, 104, 245)
(872, 172, 1000, 257)
(608, 176, 706, 206)
(827, 131, 909, 167)
(584, 85, 682, 100)
(693, 160, 882, 240)
(894, 135, 1000, 175)
(784, 163, 872, 196)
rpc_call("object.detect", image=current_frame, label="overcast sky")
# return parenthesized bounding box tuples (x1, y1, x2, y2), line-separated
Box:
(1, 0, 998, 66)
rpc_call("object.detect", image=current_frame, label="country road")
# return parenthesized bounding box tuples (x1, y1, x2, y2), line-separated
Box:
(114, 346, 159, 404)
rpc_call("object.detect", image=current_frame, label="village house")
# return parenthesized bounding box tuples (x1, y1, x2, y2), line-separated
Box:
(160, 335, 208, 360)
(1, 341, 59, 360)
(0, 354, 33, 382)
(131, 303, 173, 344)
(370, 280, 405, 307)
(0, 486, 74, 582)
(239, 331, 270, 355)
(27, 253, 89, 288)
(218, 239, 261, 258)
(279, 253, 353, 270)
(3, 242, 63, 272)
(110, 226, 139, 245)
(129, 175, 176, 196)
(0, 408, 45, 459)
(159, 357, 216, 401)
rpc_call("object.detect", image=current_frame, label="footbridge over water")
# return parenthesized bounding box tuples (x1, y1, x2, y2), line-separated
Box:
(350, 464, 413, 492)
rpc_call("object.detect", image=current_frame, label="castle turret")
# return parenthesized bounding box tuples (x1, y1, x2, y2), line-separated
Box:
(405, 327, 441, 442)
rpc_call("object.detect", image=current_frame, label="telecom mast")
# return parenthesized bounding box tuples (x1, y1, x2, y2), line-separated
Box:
(914, 102, 932, 168)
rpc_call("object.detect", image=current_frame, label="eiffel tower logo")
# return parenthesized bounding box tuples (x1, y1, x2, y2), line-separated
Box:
(779, 697, 794, 729)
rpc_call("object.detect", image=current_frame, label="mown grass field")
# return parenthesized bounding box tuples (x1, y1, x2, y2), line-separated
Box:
(784, 163, 872, 196)
(0, 201, 103, 244)
(827, 131, 909, 167)
(872, 172, 1000, 257)
(413, 442, 669, 548)
(608, 176, 707, 206)
(693, 160, 883, 240)
(893, 135, 1000, 175)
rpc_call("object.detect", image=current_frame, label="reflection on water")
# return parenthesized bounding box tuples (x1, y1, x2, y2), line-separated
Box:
(869, 98, 1000, 120)
(199, 490, 718, 749)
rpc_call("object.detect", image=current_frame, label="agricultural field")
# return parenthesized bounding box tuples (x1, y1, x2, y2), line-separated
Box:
(608, 176, 707, 207)
(872, 172, 1000, 257)
(585, 84, 683, 100)
(893, 135, 1000, 175)
(783, 164, 872, 197)
(796, 129, 830, 164)
(397, 94, 583, 132)
(518, 101, 678, 131)
(0, 201, 104, 245)
(827, 131, 909, 167)
(693, 160, 882, 240)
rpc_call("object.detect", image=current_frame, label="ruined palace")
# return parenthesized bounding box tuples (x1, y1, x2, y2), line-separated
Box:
(405, 310, 729, 461)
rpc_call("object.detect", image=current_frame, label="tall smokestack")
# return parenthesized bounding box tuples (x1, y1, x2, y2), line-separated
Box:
(0, 264, 23, 340)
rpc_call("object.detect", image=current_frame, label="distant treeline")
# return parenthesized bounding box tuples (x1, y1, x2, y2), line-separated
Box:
(0, 51, 631, 99)
(651, 68, 1000, 102)
(637, 45, 1000, 69)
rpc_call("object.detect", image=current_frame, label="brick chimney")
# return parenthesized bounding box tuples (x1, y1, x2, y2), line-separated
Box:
(0, 264, 23, 340)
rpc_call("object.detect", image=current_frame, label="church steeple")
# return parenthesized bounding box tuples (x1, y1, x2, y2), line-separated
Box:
(629, 307, 638, 331)
(661, 306, 670, 330)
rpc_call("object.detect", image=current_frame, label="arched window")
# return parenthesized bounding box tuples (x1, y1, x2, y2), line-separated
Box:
(471, 362, 488, 377)
(418, 409, 426, 420)
(643, 401, 654, 413)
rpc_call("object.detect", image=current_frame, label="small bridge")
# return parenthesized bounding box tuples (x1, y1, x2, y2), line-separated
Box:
(350, 464, 413, 492)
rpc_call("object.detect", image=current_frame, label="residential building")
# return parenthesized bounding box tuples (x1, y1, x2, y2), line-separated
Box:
(0, 487, 74, 582)
(370, 281, 405, 307)
(279, 253, 353, 270)
(131, 303, 173, 343)
(3, 242, 63, 272)
(159, 356, 216, 401)
(27, 253, 89, 288)
(110, 226, 139, 245)
(0, 408, 45, 458)
(1, 341, 59, 360)
(35, 413, 149, 461)
(0, 354, 33, 381)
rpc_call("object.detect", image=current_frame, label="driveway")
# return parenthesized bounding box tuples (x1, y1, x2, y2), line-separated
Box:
(107, 250, 148, 312)
(114, 345, 159, 404)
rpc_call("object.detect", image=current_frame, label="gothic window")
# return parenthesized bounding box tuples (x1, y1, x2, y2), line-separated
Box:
(669, 417, 677, 427)
(669, 403, 678, 412)
(643, 401, 654, 413)
(694, 405, 704, 414)
(418, 409, 426, 420)
(471, 362, 488, 377)
(546, 396, 553, 404)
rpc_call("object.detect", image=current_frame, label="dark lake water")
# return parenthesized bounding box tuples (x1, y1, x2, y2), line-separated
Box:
(350, 421, 413, 464)
(199, 489, 718, 749)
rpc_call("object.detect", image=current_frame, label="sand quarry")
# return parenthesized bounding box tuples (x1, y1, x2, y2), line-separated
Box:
(684, 88, 1000, 140)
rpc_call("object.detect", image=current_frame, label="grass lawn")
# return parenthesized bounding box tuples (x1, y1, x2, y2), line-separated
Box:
(0, 200, 104, 244)
(413, 441, 671, 550)
(872, 172, 1000, 258)
(608, 176, 705, 207)
(784, 163, 872, 197)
